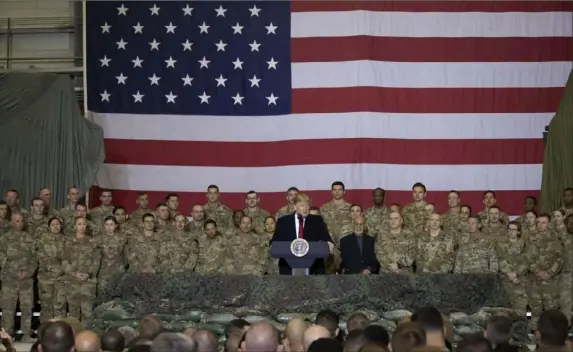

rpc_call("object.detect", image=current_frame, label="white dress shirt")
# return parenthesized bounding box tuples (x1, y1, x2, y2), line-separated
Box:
(293, 214, 309, 275)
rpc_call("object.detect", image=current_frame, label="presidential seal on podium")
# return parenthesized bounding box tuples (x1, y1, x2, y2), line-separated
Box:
(290, 238, 310, 257)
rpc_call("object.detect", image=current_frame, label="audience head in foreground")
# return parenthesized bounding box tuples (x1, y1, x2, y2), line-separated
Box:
(240, 321, 280, 352)
(151, 332, 197, 352)
(283, 317, 307, 352)
(536, 309, 568, 347)
(391, 322, 426, 352)
(308, 337, 343, 352)
(303, 325, 331, 352)
(40, 321, 75, 352)
(75, 331, 102, 352)
(411, 307, 446, 349)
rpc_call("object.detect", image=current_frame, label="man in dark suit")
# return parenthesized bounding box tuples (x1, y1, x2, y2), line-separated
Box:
(340, 216, 379, 274)
(271, 193, 334, 275)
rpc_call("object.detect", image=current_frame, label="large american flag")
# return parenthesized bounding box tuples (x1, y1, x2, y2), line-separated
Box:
(85, 1, 572, 217)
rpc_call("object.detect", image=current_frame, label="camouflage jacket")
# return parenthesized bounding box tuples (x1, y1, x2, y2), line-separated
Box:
(557, 227, 573, 274)
(376, 229, 416, 272)
(96, 232, 128, 277)
(320, 201, 352, 244)
(477, 208, 510, 227)
(454, 236, 498, 274)
(441, 209, 460, 233)
(89, 205, 114, 226)
(225, 232, 268, 275)
(275, 204, 295, 219)
(0, 229, 37, 280)
(402, 202, 427, 232)
(35, 230, 65, 280)
(495, 237, 528, 279)
(243, 207, 271, 234)
(204, 203, 234, 231)
(26, 215, 49, 238)
(158, 230, 199, 273)
(364, 205, 389, 236)
(126, 232, 161, 273)
(62, 235, 101, 284)
(526, 231, 563, 281)
(415, 230, 455, 273)
(195, 233, 230, 275)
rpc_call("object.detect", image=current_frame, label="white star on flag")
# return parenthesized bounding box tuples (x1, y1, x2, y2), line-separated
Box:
(215, 75, 227, 87)
(116, 73, 128, 84)
(100, 90, 111, 102)
(117, 4, 128, 15)
(232, 23, 243, 34)
(215, 5, 227, 17)
(165, 57, 177, 68)
(182, 4, 193, 16)
(100, 56, 111, 67)
(266, 93, 278, 105)
(232, 58, 243, 70)
(101, 22, 111, 33)
(198, 92, 210, 104)
(132, 91, 144, 103)
(249, 5, 261, 17)
(198, 57, 210, 69)
(182, 40, 193, 51)
(265, 23, 278, 35)
(116, 38, 127, 50)
(249, 75, 261, 87)
(149, 74, 161, 86)
(150, 4, 160, 15)
(132, 57, 144, 68)
(165, 92, 177, 103)
(182, 74, 194, 86)
(215, 40, 227, 52)
(149, 39, 160, 51)
(232, 93, 244, 105)
(267, 58, 278, 70)
(133, 22, 144, 34)
(198, 22, 210, 34)
(249, 41, 261, 52)
(165, 22, 177, 34)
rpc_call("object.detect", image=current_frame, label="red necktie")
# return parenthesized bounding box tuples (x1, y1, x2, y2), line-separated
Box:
(298, 214, 304, 239)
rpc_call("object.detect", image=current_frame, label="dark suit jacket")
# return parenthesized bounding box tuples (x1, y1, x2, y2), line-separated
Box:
(270, 213, 333, 275)
(340, 234, 380, 274)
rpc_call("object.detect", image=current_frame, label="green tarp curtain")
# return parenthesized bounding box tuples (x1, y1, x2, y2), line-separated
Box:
(0, 72, 105, 209)
(541, 69, 573, 213)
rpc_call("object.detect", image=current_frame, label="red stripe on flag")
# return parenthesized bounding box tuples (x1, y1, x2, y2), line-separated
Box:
(103, 138, 544, 167)
(291, 1, 573, 13)
(292, 36, 573, 63)
(90, 187, 539, 217)
(292, 87, 564, 114)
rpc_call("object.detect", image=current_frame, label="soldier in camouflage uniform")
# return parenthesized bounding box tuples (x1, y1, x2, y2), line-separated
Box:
(415, 213, 455, 273)
(36, 216, 66, 322)
(4, 189, 28, 219)
(0, 200, 12, 235)
(63, 217, 101, 324)
(561, 187, 573, 217)
(195, 220, 231, 275)
(58, 186, 81, 225)
(243, 191, 271, 234)
(422, 203, 436, 232)
(130, 192, 151, 224)
(340, 204, 363, 239)
(187, 204, 206, 236)
(165, 193, 181, 220)
(309, 207, 321, 215)
(477, 191, 510, 227)
(496, 221, 529, 315)
(26, 197, 48, 238)
(559, 215, 573, 322)
(402, 182, 428, 232)
(320, 181, 352, 246)
(126, 213, 161, 273)
(39, 188, 58, 218)
(112, 206, 137, 237)
(454, 206, 476, 248)
(454, 216, 498, 273)
(375, 212, 416, 273)
(520, 210, 537, 243)
(90, 189, 114, 226)
(232, 210, 244, 232)
(64, 203, 100, 237)
(0, 214, 37, 341)
(225, 216, 268, 275)
(158, 214, 198, 273)
(513, 196, 537, 224)
(154, 203, 172, 231)
(275, 187, 299, 219)
(556, 212, 572, 323)
(482, 206, 507, 241)
(96, 216, 127, 296)
(526, 214, 563, 327)
(363, 188, 389, 235)
(263, 216, 279, 275)
(389, 204, 401, 214)
(441, 191, 461, 233)
(204, 185, 234, 233)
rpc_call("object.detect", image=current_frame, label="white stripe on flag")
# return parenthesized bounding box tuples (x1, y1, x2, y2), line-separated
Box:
(291, 61, 572, 89)
(97, 163, 542, 193)
(291, 11, 573, 38)
(90, 112, 553, 142)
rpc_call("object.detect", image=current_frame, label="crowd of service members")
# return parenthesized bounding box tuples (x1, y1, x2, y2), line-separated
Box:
(0, 183, 572, 339)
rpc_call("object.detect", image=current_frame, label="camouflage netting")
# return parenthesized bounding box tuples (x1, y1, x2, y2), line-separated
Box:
(94, 274, 532, 346)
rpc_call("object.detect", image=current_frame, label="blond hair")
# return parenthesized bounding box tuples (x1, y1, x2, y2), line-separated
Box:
(294, 193, 311, 205)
